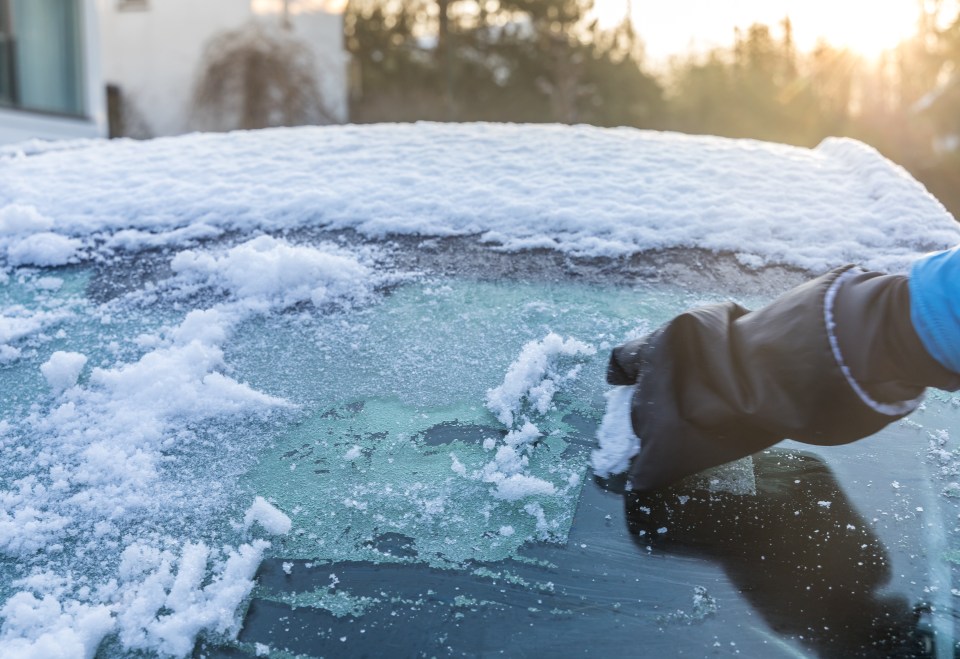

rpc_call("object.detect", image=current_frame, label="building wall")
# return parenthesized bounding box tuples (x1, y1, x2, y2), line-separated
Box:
(98, 0, 348, 138)
(290, 10, 349, 124)
(0, 0, 107, 145)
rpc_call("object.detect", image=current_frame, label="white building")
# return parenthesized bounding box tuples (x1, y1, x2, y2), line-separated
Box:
(0, 0, 107, 145)
(98, 0, 348, 138)
(0, 0, 347, 146)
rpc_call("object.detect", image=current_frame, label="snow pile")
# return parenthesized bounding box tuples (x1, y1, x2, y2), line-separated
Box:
(486, 333, 596, 428)
(0, 591, 113, 659)
(0, 124, 956, 272)
(452, 333, 595, 502)
(0, 204, 82, 266)
(0, 237, 378, 656)
(171, 235, 374, 309)
(111, 540, 268, 656)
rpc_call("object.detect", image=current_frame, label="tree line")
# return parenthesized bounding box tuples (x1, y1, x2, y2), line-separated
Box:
(344, 0, 960, 219)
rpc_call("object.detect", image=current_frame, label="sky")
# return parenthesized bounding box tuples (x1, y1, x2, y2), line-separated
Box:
(593, 0, 924, 63)
(254, 0, 927, 61)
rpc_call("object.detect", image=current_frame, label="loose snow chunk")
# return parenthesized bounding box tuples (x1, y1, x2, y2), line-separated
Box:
(6, 233, 82, 267)
(243, 496, 292, 535)
(40, 351, 88, 395)
(485, 333, 595, 428)
(492, 474, 557, 501)
(343, 445, 363, 461)
(0, 592, 114, 659)
(0, 345, 20, 364)
(169, 308, 231, 347)
(105, 223, 224, 252)
(171, 236, 373, 309)
(591, 385, 641, 477)
(0, 506, 71, 558)
(504, 421, 542, 448)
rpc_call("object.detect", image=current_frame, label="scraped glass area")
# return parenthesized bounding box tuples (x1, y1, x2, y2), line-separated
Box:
(227, 279, 699, 566)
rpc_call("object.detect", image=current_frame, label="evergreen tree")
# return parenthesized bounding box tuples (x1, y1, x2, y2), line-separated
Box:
(345, 0, 664, 126)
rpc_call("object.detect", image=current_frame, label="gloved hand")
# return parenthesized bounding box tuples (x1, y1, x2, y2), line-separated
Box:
(607, 259, 960, 493)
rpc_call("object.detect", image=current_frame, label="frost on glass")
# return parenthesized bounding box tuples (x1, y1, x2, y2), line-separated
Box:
(0, 254, 713, 655)
(10, 250, 959, 656)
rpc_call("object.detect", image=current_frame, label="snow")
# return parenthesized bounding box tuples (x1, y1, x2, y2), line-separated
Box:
(170, 235, 374, 309)
(0, 592, 114, 659)
(0, 308, 71, 346)
(0, 123, 955, 657)
(243, 497, 292, 536)
(0, 204, 53, 234)
(591, 385, 641, 478)
(35, 277, 63, 292)
(0, 124, 956, 273)
(40, 351, 88, 395)
(485, 333, 596, 428)
(474, 333, 594, 501)
(0, 235, 377, 655)
(6, 233, 82, 267)
(112, 540, 268, 656)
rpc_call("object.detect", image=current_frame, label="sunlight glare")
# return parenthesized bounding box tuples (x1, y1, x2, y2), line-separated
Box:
(806, 0, 919, 58)
(593, 0, 922, 60)
(591, 0, 632, 29)
(251, 0, 347, 15)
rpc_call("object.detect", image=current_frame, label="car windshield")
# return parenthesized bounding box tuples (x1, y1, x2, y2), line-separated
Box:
(0, 125, 958, 658)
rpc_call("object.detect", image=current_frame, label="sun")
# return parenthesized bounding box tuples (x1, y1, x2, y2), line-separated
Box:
(798, 0, 920, 59)
(590, 0, 633, 30)
(590, 0, 922, 61)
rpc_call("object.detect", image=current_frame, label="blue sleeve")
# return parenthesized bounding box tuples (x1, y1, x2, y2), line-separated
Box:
(909, 245, 960, 374)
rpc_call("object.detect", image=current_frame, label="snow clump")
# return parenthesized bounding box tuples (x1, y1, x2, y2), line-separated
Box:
(243, 497, 292, 536)
(171, 235, 374, 310)
(591, 385, 642, 477)
(457, 333, 595, 502)
(40, 351, 88, 394)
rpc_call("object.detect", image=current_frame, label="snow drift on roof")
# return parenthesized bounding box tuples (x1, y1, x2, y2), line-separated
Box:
(0, 123, 956, 272)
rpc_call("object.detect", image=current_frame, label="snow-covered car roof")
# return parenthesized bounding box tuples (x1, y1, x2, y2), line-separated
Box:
(1, 123, 956, 270)
(0, 124, 957, 658)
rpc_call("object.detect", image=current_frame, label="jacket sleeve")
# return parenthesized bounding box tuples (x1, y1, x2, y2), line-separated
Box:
(610, 265, 956, 493)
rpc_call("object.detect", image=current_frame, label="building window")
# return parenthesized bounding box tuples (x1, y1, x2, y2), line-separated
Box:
(0, 2, 14, 108)
(0, 0, 85, 117)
